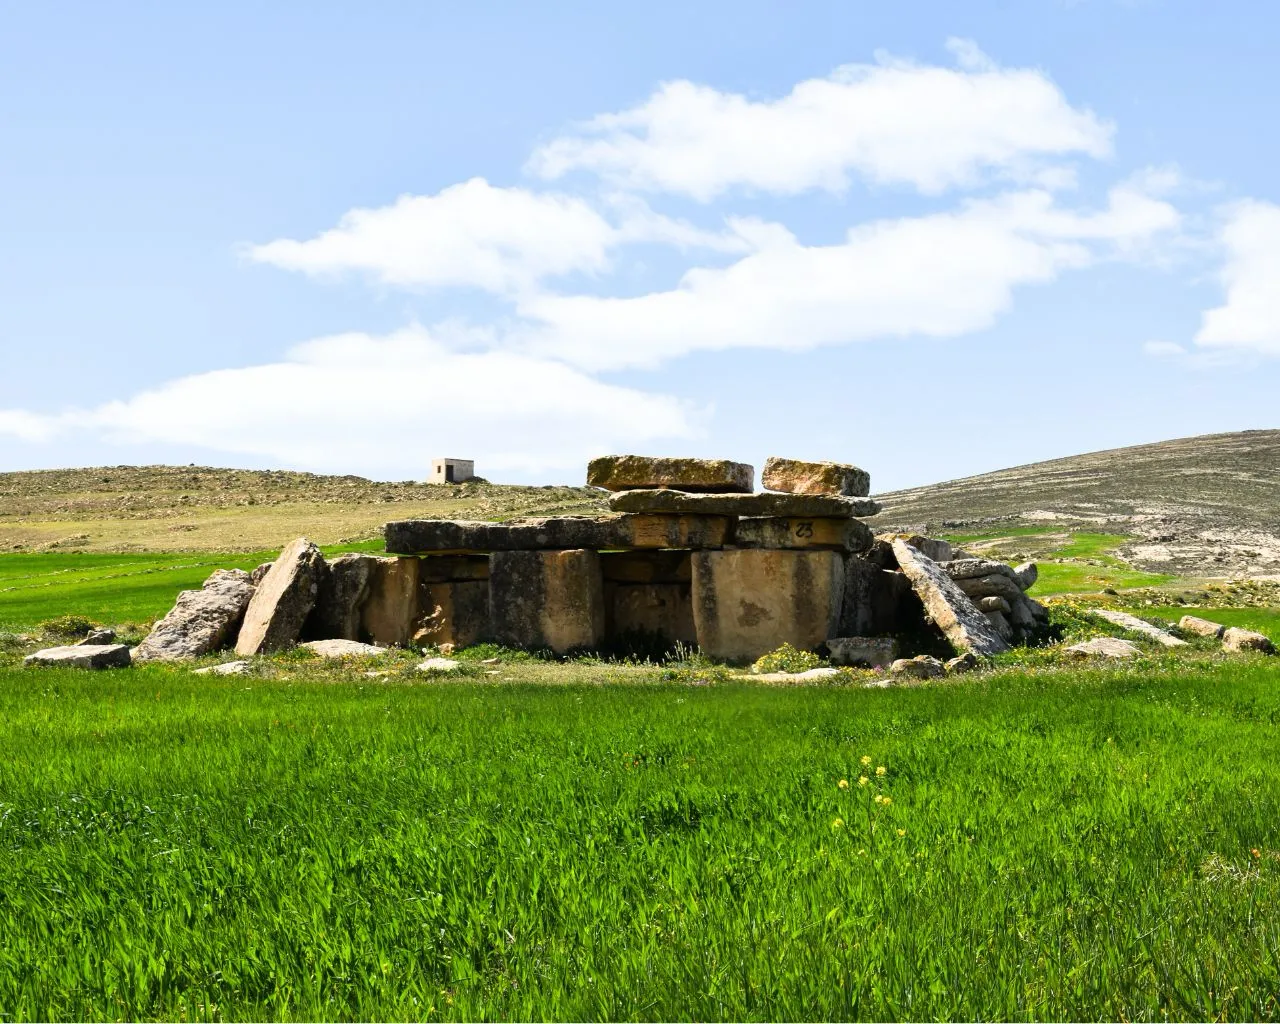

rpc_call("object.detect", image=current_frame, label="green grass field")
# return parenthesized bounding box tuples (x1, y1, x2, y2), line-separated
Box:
(2, 659, 1279, 1020)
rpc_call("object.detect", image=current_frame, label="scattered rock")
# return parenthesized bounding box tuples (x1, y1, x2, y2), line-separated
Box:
(977, 596, 1011, 613)
(889, 655, 946, 680)
(761, 457, 870, 497)
(134, 568, 255, 662)
(299, 639, 385, 659)
(79, 628, 117, 645)
(235, 538, 327, 656)
(892, 540, 1009, 657)
(945, 653, 981, 675)
(1222, 627, 1276, 654)
(608, 490, 881, 518)
(732, 516, 873, 551)
(586, 455, 754, 493)
(417, 657, 462, 673)
(1065, 637, 1141, 659)
(1013, 562, 1039, 590)
(1179, 614, 1225, 639)
(749, 666, 843, 683)
(826, 636, 898, 669)
(25, 644, 132, 669)
(1092, 609, 1187, 647)
(193, 660, 252, 676)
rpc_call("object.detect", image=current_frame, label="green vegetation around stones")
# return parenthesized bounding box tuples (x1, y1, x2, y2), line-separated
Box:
(2, 659, 1279, 1020)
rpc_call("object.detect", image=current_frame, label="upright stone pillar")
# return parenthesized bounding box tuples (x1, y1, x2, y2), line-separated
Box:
(489, 549, 604, 653)
(360, 557, 422, 647)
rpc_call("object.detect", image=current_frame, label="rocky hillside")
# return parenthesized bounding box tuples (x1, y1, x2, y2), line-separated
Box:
(867, 430, 1280, 577)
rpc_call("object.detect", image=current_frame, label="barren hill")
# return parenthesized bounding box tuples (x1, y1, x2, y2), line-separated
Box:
(867, 430, 1280, 577)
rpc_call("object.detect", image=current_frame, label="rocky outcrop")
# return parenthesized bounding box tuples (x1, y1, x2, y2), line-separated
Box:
(761, 457, 870, 497)
(235, 538, 327, 655)
(134, 568, 255, 662)
(586, 455, 754, 493)
(892, 540, 1009, 657)
(608, 490, 880, 518)
(25, 644, 132, 669)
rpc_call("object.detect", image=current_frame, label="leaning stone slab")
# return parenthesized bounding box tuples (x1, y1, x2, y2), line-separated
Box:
(1092, 609, 1188, 648)
(827, 636, 897, 669)
(300, 639, 386, 658)
(306, 553, 377, 641)
(732, 516, 873, 552)
(690, 549, 844, 663)
(385, 514, 729, 554)
(587, 455, 753, 493)
(235, 538, 327, 656)
(609, 490, 880, 518)
(134, 568, 255, 662)
(490, 550, 605, 653)
(1179, 615, 1225, 639)
(761, 457, 870, 497)
(25, 644, 132, 669)
(892, 540, 1008, 657)
(1222, 627, 1276, 654)
(1065, 637, 1140, 659)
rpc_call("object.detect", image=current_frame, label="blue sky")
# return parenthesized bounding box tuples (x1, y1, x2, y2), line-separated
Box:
(2, 0, 1278, 491)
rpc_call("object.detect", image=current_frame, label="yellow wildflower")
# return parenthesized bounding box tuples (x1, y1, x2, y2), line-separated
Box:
(873, 794, 884, 804)
(838, 778, 850, 790)
(831, 818, 844, 830)
(860, 755, 872, 766)
(858, 776, 869, 786)
(876, 765, 887, 777)
(882, 796, 892, 806)
(897, 828, 906, 837)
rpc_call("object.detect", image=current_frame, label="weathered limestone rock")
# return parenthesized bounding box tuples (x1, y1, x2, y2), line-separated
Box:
(385, 514, 730, 554)
(586, 455, 754, 493)
(889, 656, 945, 680)
(135, 568, 255, 662)
(874, 534, 952, 564)
(609, 490, 880, 518)
(1009, 594, 1039, 631)
(249, 562, 273, 586)
(607, 583, 696, 644)
(945, 653, 980, 675)
(1014, 562, 1038, 591)
(600, 551, 690, 583)
(690, 549, 844, 662)
(954, 573, 1025, 604)
(1065, 636, 1140, 659)
(1092, 609, 1187, 648)
(236, 539, 327, 655)
(760, 457, 871, 497)
(490, 550, 605, 653)
(417, 657, 462, 673)
(193, 660, 251, 676)
(300, 639, 385, 658)
(749, 666, 842, 683)
(892, 540, 1009, 657)
(977, 595, 1012, 613)
(416, 580, 490, 648)
(732, 516, 873, 552)
(984, 610, 1014, 641)
(306, 553, 377, 641)
(839, 558, 919, 637)
(1179, 615, 1225, 639)
(79, 628, 117, 645)
(864, 538, 898, 570)
(25, 644, 132, 669)
(941, 558, 1020, 582)
(1222, 627, 1276, 654)
(360, 557, 422, 647)
(827, 636, 897, 668)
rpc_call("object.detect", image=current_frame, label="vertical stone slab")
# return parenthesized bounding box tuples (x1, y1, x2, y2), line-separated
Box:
(235, 538, 326, 655)
(417, 580, 491, 648)
(608, 583, 696, 644)
(839, 558, 922, 637)
(690, 549, 844, 663)
(360, 557, 422, 647)
(305, 553, 377, 641)
(489, 550, 605, 653)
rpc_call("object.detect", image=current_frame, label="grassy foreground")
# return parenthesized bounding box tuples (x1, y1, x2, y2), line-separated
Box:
(2, 659, 1279, 1020)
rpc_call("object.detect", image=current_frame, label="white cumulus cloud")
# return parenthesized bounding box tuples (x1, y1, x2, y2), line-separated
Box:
(527, 39, 1112, 200)
(1195, 200, 1280, 357)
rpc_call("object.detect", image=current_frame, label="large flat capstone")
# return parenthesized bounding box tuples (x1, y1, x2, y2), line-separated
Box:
(892, 540, 1009, 657)
(761, 457, 871, 497)
(586, 455, 753, 493)
(608, 490, 881, 518)
(26, 644, 132, 669)
(690, 549, 844, 663)
(385, 514, 730, 555)
(490, 549, 605, 653)
(235, 538, 327, 655)
(134, 568, 255, 662)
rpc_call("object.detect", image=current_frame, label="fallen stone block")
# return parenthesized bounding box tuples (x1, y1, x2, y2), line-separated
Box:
(1065, 637, 1141, 659)
(490, 550, 605, 653)
(945, 653, 980, 675)
(25, 644, 132, 669)
(586, 455, 754, 493)
(306, 553, 377, 641)
(610, 490, 880, 518)
(1013, 562, 1038, 591)
(236, 539, 327, 656)
(892, 540, 1009, 657)
(826, 636, 897, 669)
(300, 639, 385, 658)
(417, 657, 462, 673)
(193, 660, 251, 676)
(1092, 609, 1187, 647)
(761, 457, 871, 497)
(732, 516, 873, 552)
(955, 573, 1025, 604)
(135, 568, 255, 662)
(977, 595, 1012, 613)
(1179, 615, 1225, 639)
(607, 583, 696, 644)
(690, 549, 844, 663)
(1222, 627, 1276, 654)
(415, 580, 490, 648)
(889, 656, 945, 680)
(360, 557, 422, 647)
(385, 514, 730, 554)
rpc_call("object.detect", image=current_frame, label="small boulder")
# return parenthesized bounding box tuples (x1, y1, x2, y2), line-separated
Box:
(954, 573, 1025, 604)
(299, 639, 385, 659)
(417, 657, 462, 673)
(1222, 627, 1276, 654)
(889, 655, 946, 680)
(945, 653, 980, 675)
(79, 627, 117, 645)
(1179, 615, 1225, 639)
(826, 636, 898, 669)
(25, 644, 132, 669)
(236, 539, 327, 656)
(977, 596, 1011, 614)
(1065, 637, 1141, 659)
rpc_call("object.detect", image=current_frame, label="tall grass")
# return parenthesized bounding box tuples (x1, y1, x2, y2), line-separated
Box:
(1, 661, 1278, 1019)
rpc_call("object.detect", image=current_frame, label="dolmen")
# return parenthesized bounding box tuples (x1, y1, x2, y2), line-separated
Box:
(128, 454, 1050, 666)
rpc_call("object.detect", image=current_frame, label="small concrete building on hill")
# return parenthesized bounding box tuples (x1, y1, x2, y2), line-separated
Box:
(431, 458, 475, 484)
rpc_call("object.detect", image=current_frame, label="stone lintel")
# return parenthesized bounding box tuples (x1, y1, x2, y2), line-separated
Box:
(608, 490, 881, 519)
(732, 516, 873, 551)
(384, 514, 730, 554)
(586, 455, 754, 493)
